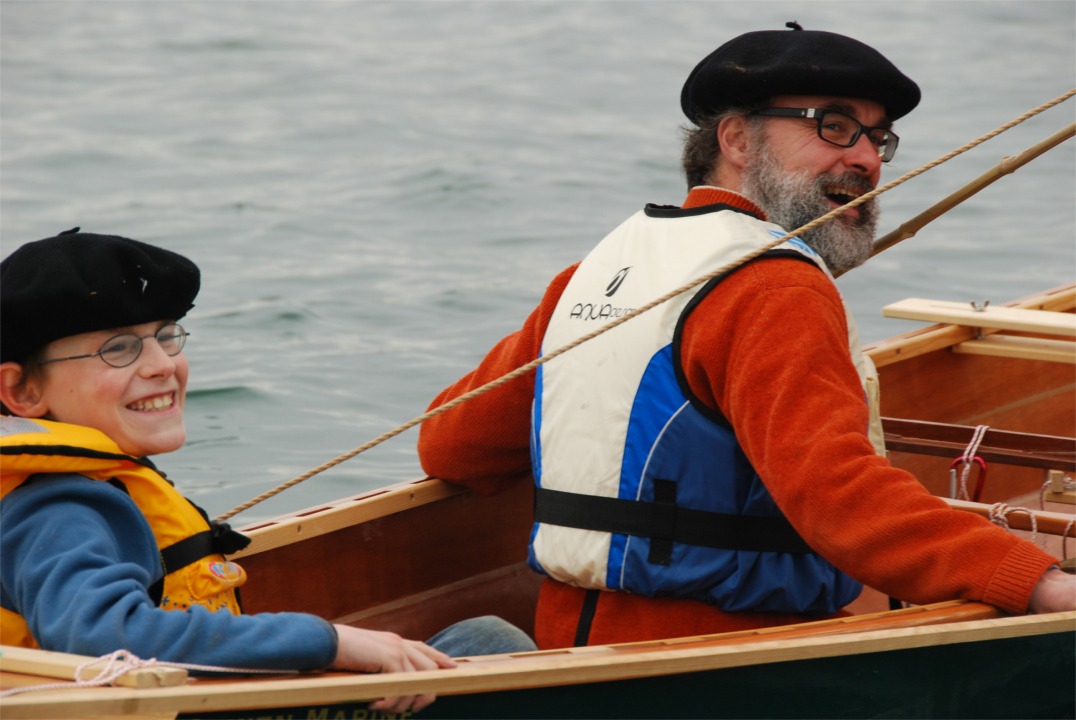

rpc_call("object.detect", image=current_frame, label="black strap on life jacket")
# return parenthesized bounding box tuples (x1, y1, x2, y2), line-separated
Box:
(100, 477, 251, 589)
(159, 521, 251, 575)
(157, 518, 251, 613)
(534, 483, 812, 564)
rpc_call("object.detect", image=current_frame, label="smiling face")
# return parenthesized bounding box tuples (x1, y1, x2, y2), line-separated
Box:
(737, 95, 888, 274)
(29, 320, 189, 457)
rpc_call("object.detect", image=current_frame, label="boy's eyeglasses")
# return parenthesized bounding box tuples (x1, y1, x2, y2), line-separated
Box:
(751, 107, 899, 162)
(39, 324, 189, 368)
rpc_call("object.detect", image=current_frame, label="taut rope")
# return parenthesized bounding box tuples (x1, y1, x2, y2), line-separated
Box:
(217, 88, 1076, 523)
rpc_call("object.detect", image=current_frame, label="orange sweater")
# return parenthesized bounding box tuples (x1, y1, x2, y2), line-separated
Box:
(418, 188, 1056, 649)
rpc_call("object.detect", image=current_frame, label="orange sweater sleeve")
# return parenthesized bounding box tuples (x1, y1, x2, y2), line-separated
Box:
(417, 264, 579, 496)
(679, 258, 1056, 613)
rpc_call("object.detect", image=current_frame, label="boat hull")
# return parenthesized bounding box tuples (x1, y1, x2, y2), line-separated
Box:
(179, 630, 1075, 720)
(3, 284, 1073, 720)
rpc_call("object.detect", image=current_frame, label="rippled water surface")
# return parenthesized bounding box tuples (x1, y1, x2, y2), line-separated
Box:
(2, 0, 1073, 523)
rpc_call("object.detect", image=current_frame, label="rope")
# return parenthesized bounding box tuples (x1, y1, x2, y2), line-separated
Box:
(0, 648, 296, 698)
(217, 88, 1076, 523)
(988, 503, 1039, 545)
(957, 425, 989, 501)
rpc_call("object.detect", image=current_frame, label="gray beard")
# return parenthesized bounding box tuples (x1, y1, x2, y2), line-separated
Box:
(740, 140, 879, 275)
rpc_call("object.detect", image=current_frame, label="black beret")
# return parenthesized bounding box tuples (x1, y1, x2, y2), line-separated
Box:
(1, 228, 200, 363)
(681, 23, 921, 123)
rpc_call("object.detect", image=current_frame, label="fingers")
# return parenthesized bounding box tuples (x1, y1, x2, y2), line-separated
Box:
(405, 638, 457, 670)
(369, 691, 438, 714)
(330, 625, 457, 713)
(366, 642, 447, 714)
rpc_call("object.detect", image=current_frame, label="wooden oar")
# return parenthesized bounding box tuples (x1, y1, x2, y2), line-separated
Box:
(869, 122, 1076, 259)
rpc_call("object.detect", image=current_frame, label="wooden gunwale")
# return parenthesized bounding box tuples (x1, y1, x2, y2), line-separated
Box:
(230, 477, 469, 559)
(2, 609, 1072, 720)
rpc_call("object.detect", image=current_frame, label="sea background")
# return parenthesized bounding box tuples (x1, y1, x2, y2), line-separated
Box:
(2, 0, 1073, 526)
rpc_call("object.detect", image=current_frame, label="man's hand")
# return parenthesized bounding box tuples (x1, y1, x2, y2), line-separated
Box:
(330, 624, 457, 713)
(1028, 568, 1076, 614)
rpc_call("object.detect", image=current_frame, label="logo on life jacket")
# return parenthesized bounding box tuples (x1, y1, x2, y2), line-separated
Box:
(208, 561, 244, 582)
(605, 267, 632, 296)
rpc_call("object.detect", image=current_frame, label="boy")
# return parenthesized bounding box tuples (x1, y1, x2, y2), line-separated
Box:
(0, 228, 534, 713)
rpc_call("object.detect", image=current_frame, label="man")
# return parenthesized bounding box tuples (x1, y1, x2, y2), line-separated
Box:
(417, 24, 1075, 649)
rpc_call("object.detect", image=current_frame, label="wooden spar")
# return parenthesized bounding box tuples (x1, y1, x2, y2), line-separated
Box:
(865, 283, 1076, 367)
(882, 298, 1076, 337)
(869, 122, 1076, 258)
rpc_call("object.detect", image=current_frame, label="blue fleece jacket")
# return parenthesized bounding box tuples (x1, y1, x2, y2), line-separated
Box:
(0, 473, 337, 672)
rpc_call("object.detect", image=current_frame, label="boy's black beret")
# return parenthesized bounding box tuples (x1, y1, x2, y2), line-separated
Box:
(1, 228, 200, 363)
(681, 23, 921, 123)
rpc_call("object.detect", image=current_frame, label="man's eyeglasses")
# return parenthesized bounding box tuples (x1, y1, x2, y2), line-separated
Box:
(39, 324, 189, 368)
(752, 107, 899, 163)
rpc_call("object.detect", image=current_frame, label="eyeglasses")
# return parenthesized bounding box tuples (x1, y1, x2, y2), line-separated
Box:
(752, 107, 900, 162)
(40, 324, 189, 368)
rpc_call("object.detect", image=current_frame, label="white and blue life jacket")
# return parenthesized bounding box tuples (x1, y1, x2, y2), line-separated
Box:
(529, 202, 885, 614)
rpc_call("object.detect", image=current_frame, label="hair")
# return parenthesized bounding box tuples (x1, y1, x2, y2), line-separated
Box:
(1, 349, 46, 417)
(679, 106, 765, 189)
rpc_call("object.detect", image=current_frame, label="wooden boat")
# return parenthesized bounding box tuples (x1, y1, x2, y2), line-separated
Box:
(2, 283, 1074, 720)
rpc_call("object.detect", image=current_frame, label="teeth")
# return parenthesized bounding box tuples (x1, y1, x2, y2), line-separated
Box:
(129, 394, 174, 412)
(827, 189, 859, 202)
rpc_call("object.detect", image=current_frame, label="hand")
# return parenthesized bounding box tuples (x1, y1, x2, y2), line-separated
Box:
(1028, 568, 1076, 614)
(329, 624, 457, 713)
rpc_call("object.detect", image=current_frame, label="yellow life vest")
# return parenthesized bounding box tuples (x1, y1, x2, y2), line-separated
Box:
(0, 417, 247, 649)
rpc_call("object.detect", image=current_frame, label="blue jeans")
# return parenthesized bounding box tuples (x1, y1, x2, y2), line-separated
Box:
(426, 615, 537, 657)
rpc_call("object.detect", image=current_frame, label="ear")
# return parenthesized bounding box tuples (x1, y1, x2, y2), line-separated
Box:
(0, 362, 49, 418)
(716, 115, 750, 172)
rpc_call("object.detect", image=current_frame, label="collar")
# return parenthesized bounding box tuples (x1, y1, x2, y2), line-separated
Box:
(682, 187, 766, 220)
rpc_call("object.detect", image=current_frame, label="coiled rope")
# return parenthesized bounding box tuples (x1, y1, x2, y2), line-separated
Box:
(988, 503, 1040, 545)
(218, 88, 1075, 522)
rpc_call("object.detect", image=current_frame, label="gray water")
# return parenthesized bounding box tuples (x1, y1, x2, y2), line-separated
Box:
(2, 0, 1074, 525)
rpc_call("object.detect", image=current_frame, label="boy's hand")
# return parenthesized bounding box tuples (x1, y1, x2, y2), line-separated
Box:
(330, 624, 457, 713)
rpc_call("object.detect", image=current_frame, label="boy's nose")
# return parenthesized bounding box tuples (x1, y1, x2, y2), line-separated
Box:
(136, 337, 178, 375)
